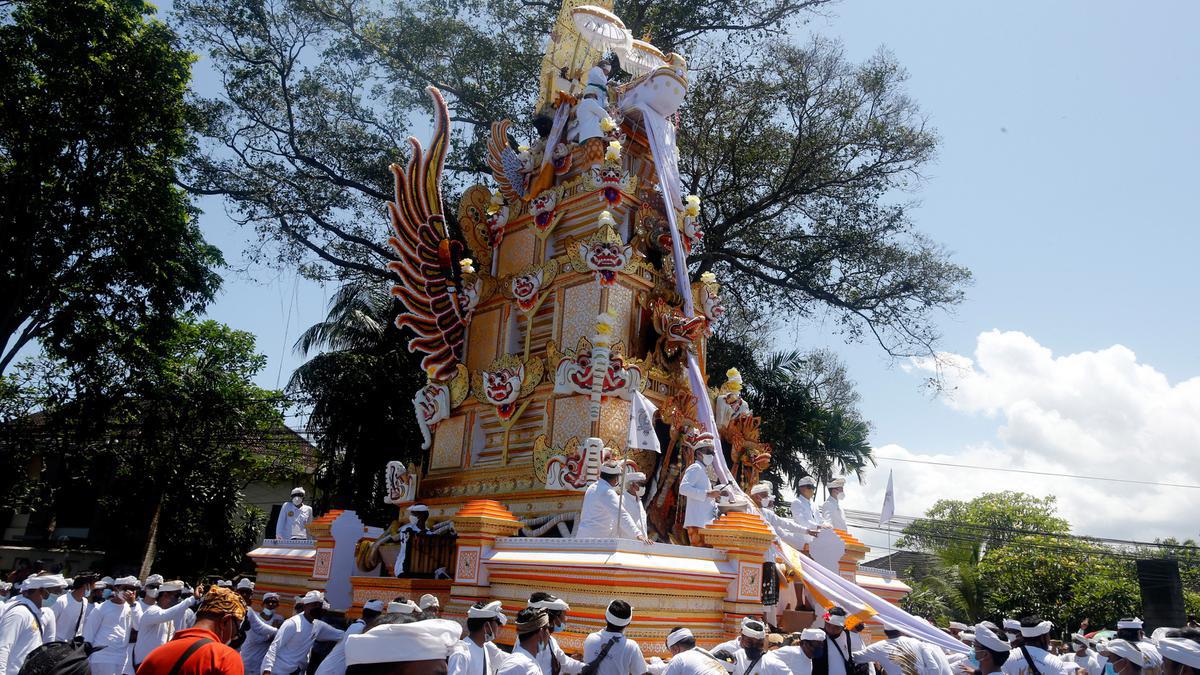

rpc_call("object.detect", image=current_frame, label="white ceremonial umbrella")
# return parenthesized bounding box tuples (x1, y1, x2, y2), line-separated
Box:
(571, 5, 631, 53)
(621, 39, 668, 77)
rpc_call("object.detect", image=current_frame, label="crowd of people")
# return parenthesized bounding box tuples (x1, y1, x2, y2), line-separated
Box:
(2, 570, 1199, 675)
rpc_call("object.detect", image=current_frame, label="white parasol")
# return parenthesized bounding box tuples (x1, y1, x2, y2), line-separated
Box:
(571, 5, 631, 53)
(620, 39, 668, 77)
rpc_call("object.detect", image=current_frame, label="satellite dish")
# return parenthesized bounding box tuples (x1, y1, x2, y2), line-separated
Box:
(571, 5, 631, 52)
(621, 39, 668, 77)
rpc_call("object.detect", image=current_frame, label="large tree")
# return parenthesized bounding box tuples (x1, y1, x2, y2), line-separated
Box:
(176, 0, 969, 359)
(0, 0, 222, 374)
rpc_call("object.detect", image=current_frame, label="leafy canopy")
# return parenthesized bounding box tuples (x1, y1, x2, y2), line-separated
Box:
(0, 0, 222, 374)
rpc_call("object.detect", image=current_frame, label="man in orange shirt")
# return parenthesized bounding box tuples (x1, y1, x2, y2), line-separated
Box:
(137, 587, 247, 675)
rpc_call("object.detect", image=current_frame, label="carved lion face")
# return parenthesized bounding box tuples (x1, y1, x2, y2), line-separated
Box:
(482, 365, 524, 405)
(510, 269, 544, 310)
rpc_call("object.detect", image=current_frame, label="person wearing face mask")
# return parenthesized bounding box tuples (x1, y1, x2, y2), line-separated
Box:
(134, 581, 202, 669)
(581, 600, 646, 675)
(575, 461, 648, 544)
(1101, 640, 1145, 675)
(83, 576, 141, 675)
(1064, 635, 1103, 675)
(240, 593, 284, 675)
(524, 593, 584, 675)
(498, 609, 553, 675)
(261, 591, 344, 675)
(1001, 616, 1076, 675)
(276, 488, 315, 541)
(771, 628, 829, 675)
(0, 573, 66, 675)
(729, 619, 788, 675)
(620, 472, 650, 541)
(51, 574, 95, 641)
(1115, 619, 1163, 675)
(750, 482, 810, 550)
(135, 586, 248, 675)
(449, 601, 509, 675)
(91, 579, 112, 606)
(970, 624, 1013, 675)
(851, 617, 942, 675)
(788, 478, 822, 540)
(678, 431, 725, 547)
(819, 479, 848, 532)
(130, 575, 164, 671)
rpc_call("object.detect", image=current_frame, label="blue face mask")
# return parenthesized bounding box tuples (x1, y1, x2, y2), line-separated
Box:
(1104, 663, 1117, 675)
(968, 654, 979, 668)
(102, 589, 112, 600)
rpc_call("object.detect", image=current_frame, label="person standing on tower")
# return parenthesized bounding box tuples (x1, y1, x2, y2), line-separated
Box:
(276, 488, 314, 540)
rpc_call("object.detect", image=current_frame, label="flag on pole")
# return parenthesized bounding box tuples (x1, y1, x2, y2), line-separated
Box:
(627, 390, 661, 453)
(878, 469, 895, 526)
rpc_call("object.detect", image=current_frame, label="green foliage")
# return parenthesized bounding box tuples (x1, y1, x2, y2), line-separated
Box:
(0, 0, 222, 374)
(176, 0, 969, 359)
(706, 334, 872, 493)
(901, 580, 952, 627)
(287, 282, 425, 524)
(897, 491, 1071, 554)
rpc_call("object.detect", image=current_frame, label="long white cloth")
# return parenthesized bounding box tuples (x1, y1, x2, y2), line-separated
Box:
(662, 649, 729, 675)
(582, 631, 647, 675)
(678, 463, 716, 528)
(0, 597, 46, 675)
(575, 480, 643, 540)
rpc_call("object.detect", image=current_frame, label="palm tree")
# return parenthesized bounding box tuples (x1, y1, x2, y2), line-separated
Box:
(288, 281, 424, 521)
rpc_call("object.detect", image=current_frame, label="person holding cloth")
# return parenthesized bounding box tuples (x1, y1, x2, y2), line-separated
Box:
(678, 430, 725, 547)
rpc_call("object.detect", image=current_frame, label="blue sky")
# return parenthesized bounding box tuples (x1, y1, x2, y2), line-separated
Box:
(186, 2, 1200, 541)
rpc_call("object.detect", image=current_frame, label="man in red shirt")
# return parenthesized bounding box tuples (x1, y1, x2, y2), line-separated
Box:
(137, 586, 247, 675)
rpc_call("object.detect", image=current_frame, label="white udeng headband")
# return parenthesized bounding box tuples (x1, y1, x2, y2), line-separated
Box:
(1117, 618, 1144, 630)
(972, 624, 1010, 653)
(826, 614, 846, 627)
(1104, 639, 1146, 667)
(1157, 637, 1200, 669)
(666, 628, 694, 647)
(1020, 621, 1053, 638)
(605, 605, 633, 627)
(741, 622, 767, 640)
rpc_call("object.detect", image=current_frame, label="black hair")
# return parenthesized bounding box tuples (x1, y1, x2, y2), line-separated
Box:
(1019, 616, 1049, 648)
(605, 600, 632, 631)
(883, 629, 902, 639)
(668, 626, 696, 650)
(70, 575, 96, 591)
(466, 617, 490, 632)
(1116, 628, 1140, 642)
(977, 627, 1010, 667)
(529, 592, 553, 603)
(361, 607, 381, 623)
(828, 606, 847, 617)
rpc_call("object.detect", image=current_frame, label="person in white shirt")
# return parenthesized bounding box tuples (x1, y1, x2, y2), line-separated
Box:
(313, 599, 385, 675)
(714, 618, 759, 659)
(276, 487, 314, 540)
(678, 432, 725, 547)
(449, 600, 508, 675)
(521, 593, 584, 675)
(973, 624, 1014, 675)
(621, 472, 650, 541)
(581, 600, 647, 675)
(1115, 618, 1163, 674)
(418, 595, 441, 619)
(262, 590, 345, 675)
(1155, 628, 1200, 675)
(0, 573, 66, 675)
(661, 627, 731, 675)
(1002, 618, 1075, 675)
(789, 477, 822, 540)
(133, 580, 200, 668)
(1063, 635, 1103, 675)
(242, 592, 285, 675)
(1101, 640, 1145, 675)
(51, 575, 94, 641)
(773, 628, 828, 675)
(342, 618, 461, 674)
(729, 618, 788, 675)
(818, 479, 847, 531)
(82, 575, 141, 675)
(821, 607, 866, 675)
(750, 482, 810, 551)
(575, 462, 648, 542)
(498, 609, 553, 675)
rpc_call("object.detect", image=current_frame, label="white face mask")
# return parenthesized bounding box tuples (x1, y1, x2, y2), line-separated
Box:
(762, 496, 774, 507)
(263, 608, 274, 617)
(408, 515, 419, 526)
(634, 486, 646, 497)
(145, 588, 160, 599)
(42, 592, 61, 608)
(292, 496, 303, 506)
(834, 492, 845, 501)
(701, 454, 713, 467)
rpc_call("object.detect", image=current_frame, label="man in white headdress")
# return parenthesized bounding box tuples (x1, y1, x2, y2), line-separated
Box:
(499, 609, 552, 675)
(262, 590, 345, 675)
(660, 627, 728, 675)
(83, 575, 141, 675)
(971, 624, 1014, 675)
(522, 593, 583, 675)
(789, 477, 822, 539)
(0, 573, 66, 675)
(772, 628, 828, 675)
(750, 481, 810, 550)
(133, 580, 201, 668)
(728, 618, 788, 675)
(450, 601, 508, 675)
(1001, 616, 1074, 675)
(947, 622, 969, 640)
(276, 487, 314, 540)
(344, 616, 461, 675)
(621, 471, 650, 541)
(714, 618, 758, 658)
(1064, 634, 1103, 675)
(819, 479, 848, 531)
(51, 574, 94, 640)
(1155, 628, 1200, 675)
(853, 616, 947, 675)
(419, 594, 441, 619)
(821, 606, 868, 675)
(395, 504, 432, 576)
(1102, 640, 1146, 675)
(242, 593, 285, 675)
(679, 431, 725, 547)
(576, 462, 648, 543)
(582, 601, 646, 675)
(1116, 618, 1164, 674)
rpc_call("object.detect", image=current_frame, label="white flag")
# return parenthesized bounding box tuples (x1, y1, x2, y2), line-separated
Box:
(878, 469, 895, 526)
(627, 390, 661, 453)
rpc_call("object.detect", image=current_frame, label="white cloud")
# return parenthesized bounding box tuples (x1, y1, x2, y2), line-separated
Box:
(843, 330, 1200, 547)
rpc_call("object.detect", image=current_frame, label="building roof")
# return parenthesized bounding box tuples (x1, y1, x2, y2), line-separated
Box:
(861, 550, 940, 580)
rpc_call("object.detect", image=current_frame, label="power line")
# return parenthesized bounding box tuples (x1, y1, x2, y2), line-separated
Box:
(874, 455, 1200, 490)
